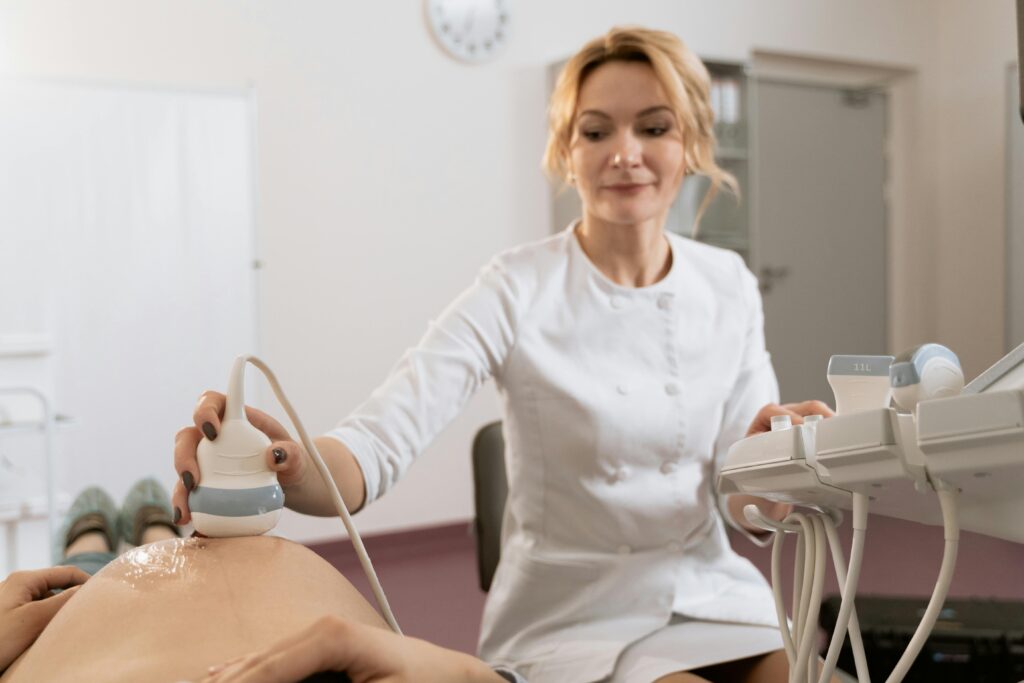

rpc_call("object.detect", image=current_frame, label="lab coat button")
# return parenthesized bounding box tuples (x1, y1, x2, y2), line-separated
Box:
(617, 544, 632, 555)
(660, 462, 677, 475)
(610, 295, 625, 310)
(664, 382, 680, 396)
(616, 384, 629, 395)
(657, 293, 674, 310)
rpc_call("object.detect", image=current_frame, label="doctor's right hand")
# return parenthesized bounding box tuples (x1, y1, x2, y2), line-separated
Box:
(172, 390, 312, 526)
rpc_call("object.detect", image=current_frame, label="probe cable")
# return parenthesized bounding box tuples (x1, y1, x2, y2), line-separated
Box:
(764, 511, 817, 683)
(795, 513, 828, 683)
(882, 484, 959, 683)
(242, 355, 402, 634)
(753, 482, 959, 683)
(816, 492, 870, 683)
(820, 512, 870, 682)
(748, 503, 869, 683)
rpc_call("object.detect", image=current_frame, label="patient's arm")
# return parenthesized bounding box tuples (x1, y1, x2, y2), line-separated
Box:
(203, 614, 505, 683)
(1, 536, 390, 683)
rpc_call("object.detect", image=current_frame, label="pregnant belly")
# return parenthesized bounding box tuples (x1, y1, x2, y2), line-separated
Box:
(1, 536, 386, 683)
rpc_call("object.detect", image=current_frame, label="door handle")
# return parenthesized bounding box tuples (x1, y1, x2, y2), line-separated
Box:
(759, 265, 790, 294)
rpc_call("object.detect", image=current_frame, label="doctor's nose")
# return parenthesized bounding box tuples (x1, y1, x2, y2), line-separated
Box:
(610, 137, 642, 169)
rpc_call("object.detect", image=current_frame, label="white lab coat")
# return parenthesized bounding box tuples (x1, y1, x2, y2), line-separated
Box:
(329, 225, 780, 682)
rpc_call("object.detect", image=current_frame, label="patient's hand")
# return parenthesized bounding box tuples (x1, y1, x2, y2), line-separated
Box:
(202, 616, 504, 683)
(0, 566, 89, 671)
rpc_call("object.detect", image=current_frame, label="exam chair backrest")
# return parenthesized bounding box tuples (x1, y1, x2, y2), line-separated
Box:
(472, 421, 508, 592)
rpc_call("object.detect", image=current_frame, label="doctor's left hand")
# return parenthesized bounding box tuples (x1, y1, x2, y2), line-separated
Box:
(745, 401, 834, 437)
(200, 615, 505, 683)
(0, 566, 89, 671)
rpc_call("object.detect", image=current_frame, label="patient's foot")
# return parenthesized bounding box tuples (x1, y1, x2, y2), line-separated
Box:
(120, 477, 181, 546)
(56, 486, 119, 561)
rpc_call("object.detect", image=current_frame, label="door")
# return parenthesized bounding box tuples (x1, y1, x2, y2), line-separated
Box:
(1007, 65, 1024, 350)
(0, 80, 260, 570)
(753, 79, 889, 405)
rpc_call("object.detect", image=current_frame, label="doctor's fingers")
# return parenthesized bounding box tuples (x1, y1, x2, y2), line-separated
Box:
(745, 403, 806, 436)
(171, 477, 192, 527)
(193, 390, 293, 444)
(264, 440, 308, 487)
(193, 390, 227, 440)
(175, 425, 202, 492)
(781, 400, 834, 419)
(171, 425, 199, 524)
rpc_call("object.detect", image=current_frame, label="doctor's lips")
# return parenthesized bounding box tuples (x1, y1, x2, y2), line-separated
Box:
(603, 182, 651, 193)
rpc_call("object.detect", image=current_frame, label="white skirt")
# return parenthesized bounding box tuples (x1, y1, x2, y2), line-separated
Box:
(605, 615, 784, 683)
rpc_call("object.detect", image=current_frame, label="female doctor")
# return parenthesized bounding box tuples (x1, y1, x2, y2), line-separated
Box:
(174, 27, 834, 683)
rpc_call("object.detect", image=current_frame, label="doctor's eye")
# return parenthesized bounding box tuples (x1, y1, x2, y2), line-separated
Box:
(638, 120, 673, 137)
(580, 129, 608, 142)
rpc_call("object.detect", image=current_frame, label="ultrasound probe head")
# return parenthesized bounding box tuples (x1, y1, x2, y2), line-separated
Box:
(188, 356, 284, 537)
(890, 344, 964, 413)
(826, 355, 895, 415)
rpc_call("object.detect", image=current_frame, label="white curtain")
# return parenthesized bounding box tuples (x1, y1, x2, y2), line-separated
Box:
(0, 79, 258, 569)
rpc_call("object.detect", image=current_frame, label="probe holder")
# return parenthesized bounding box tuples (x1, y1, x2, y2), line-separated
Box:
(718, 423, 850, 508)
(813, 408, 940, 524)
(917, 389, 1024, 543)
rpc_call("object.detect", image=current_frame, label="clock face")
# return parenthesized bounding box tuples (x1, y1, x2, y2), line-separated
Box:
(426, 0, 511, 63)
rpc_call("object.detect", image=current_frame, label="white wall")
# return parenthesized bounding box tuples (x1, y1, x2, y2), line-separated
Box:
(0, 1, 1015, 542)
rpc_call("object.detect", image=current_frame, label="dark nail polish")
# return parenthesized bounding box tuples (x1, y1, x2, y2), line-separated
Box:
(202, 422, 217, 441)
(173, 507, 182, 524)
(182, 471, 195, 491)
(273, 448, 287, 465)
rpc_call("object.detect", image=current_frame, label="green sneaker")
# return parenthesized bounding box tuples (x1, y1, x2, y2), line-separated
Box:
(54, 486, 119, 563)
(119, 477, 181, 546)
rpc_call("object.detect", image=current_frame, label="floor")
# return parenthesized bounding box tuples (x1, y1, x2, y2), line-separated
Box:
(308, 521, 486, 654)
(307, 514, 1024, 676)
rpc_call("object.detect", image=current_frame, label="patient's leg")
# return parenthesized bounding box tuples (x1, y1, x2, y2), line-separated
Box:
(60, 531, 118, 577)
(60, 516, 179, 580)
(64, 530, 111, 556)
(2, 536, 386, 683)
(58, 479, 182, 578)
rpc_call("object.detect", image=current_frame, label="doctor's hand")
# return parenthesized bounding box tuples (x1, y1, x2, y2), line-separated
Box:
(200, 616, 505, 683)
(172, 390, 311, 526)
(744, 401, 834, 437)
(730, 402, 835, 532)
(0, 566, 89, 671)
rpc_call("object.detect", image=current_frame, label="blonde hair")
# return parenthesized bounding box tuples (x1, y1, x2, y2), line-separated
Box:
(543, 27, 738, 233)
